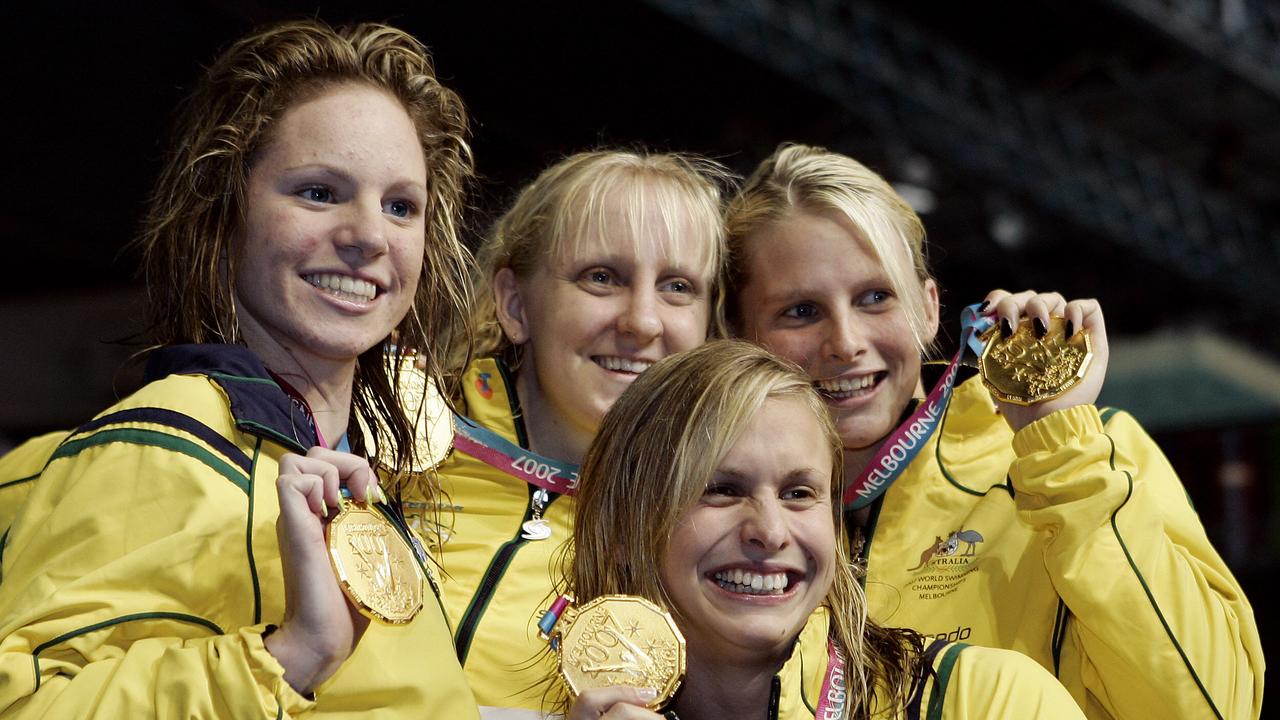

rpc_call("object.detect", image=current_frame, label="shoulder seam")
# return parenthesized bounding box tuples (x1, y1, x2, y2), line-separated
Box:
(71, 407, 252, 475)
(52, 428, 250, 495)
(0, 473, 41, 491)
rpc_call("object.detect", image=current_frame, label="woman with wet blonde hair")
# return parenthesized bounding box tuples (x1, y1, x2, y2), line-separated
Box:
(560, 340, 1083, 719)
(726, 142, 1262, 719)
(0, 19, 479, 718)
(418, 149, 731, 716)
(139, 20, 475, 473)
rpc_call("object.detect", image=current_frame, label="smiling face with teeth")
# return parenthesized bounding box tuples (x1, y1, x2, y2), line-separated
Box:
(495, 183, 714, 461)
(737, 210, 939, 455)
(232, 83, 428, 377)
(660, 395, 836, 667)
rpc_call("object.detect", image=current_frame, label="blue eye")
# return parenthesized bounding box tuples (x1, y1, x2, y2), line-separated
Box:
(859, 290, 892, 306)
(299, 186, 334, 204)
(385, 199, 414, 218)
(582, 268, 616, 285)
(783, 303, 820, 319)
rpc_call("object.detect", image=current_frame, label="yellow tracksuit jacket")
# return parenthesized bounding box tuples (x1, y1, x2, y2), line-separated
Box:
(410, 357, 572, 715)
(0, 344, 478, 719)
(860, 370, 1263, 719)
(0, 431, 68, 548)
(755, 608, 1085, 720)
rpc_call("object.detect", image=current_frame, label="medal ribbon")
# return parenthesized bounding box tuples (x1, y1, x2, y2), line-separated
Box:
(452, 415, 581, 495)
(843, 304, 993, 509)
(537, 594, 574, 650)
(814, 640, 848, 719)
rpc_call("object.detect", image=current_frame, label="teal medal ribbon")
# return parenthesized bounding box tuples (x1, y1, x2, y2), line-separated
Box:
(843, 304, 993, 509)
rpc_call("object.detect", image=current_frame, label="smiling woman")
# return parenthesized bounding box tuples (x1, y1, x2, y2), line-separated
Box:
(234, 84, 430, 380)
(726, 144, 1263, 720)
(658, 392, 837, 669)
(412, 150, 731, 716)
(0, 20, 479, 719)
(560, 340, 1086, 720)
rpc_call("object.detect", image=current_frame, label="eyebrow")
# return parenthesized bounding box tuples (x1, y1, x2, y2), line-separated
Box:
(759, 288, 815, 307)
(711, 467, 825, 482)
(281, 163, 352, 181)
(563, 252, 709, 278)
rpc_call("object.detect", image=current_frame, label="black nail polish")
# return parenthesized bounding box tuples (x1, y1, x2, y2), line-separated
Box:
(1033, 318, 1047, 338)
(978, 300, 990, 313)
(1000, 318, 1013, 339)
(1066, 320, 1075, 338)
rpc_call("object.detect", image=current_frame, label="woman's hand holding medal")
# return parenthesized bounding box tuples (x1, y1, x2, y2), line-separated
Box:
(567, 687, 664, 719)
(980, 289, 1110, 432)
(268, 447, 385, 695)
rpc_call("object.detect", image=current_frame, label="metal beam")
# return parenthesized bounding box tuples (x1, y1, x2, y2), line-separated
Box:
(1107, 0, 1280, 101)
(646, 0, 1280, 315)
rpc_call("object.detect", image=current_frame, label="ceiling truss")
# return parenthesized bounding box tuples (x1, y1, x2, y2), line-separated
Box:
(645, 0, 1280, 316)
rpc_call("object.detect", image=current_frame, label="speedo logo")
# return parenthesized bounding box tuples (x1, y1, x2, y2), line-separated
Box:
(931, 625, 973, 642)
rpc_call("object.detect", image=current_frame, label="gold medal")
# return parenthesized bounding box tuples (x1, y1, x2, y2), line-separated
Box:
(552, 595, 686, 709)
(325, 499, 425, 624)
(979, 316, 1093, 406)
(357, 354, 454, 474)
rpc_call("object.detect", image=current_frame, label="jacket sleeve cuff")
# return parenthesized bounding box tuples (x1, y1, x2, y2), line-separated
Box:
(1008, 404, 1130, 516)
(1010, 404, 1105, 457)
(242, 624, 317, 716)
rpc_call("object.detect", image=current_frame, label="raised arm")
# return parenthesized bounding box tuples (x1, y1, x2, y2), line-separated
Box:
(985, 289, 1263, 719)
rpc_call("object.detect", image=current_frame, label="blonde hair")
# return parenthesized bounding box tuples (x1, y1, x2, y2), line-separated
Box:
(464, 150, 733, 367)
(563, 340, 923, 718)
(726, 143, 937, 352)
(133, 19, 474, 482)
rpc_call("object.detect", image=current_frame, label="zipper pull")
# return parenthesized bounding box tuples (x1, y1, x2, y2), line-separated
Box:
(521, 488, 552, 540)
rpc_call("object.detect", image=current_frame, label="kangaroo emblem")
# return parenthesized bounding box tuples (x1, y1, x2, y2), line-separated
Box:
(947, 529, 985, 556)
(908, 536, 947, 571)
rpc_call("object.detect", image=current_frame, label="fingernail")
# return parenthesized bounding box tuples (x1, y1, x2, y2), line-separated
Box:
(977, 300, 990, 313)
(1066, 319, 1075, 338)
(1033, 317, 1047, 338)
(320, 498, 329, 517)
(636, 687, 658, 701)
(1000, 318, 1013, 339)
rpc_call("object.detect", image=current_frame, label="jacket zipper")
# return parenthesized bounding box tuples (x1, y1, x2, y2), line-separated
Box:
(453, 482, 560, 663)
(767, 676, 781, 719)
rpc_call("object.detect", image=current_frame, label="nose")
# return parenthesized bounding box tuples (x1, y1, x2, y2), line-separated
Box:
(740, 497, 789, 552)
(336, 200, 389, 259)
(616, 286, 663, 343)
(823, 310, 867, 363)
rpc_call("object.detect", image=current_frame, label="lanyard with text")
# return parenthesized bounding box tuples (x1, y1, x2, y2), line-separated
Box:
(843, 304, 994, 510)
(814, 640, 848, 719)
(451, 414, 581, 496)
(268, 370, 329, 449)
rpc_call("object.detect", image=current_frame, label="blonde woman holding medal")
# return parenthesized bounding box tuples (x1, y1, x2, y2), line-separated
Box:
(724, 144, 1262, 720)
(548, 340, 1084, 719)
(416, 150, 729, 716)
(0, 21, 480, 718)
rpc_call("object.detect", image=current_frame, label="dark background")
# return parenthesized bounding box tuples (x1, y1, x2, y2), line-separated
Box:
(2, 0, 1276, 706)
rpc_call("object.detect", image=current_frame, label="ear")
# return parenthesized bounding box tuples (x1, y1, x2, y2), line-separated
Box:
(921, 278, 941, 345)
(493, 267, 531, 345)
